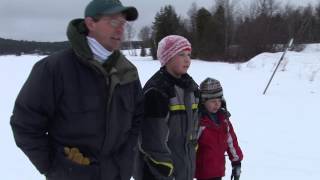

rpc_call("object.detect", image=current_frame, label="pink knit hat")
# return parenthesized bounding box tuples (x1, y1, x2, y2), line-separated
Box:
(157, 35, 192, 67)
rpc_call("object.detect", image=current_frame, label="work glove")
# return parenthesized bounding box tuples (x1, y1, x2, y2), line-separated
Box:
(64, 147, 90, 165)
(231, 162, 241, 180)
(146, 157, 173, 177)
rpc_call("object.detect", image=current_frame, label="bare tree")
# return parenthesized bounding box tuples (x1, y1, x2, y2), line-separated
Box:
(316, 2, 320, 41)
(138, 26, 151, 56)
(215, 0, 240, 57)
(125, 23, 137, 56)
(187, 2, 199, 57)
(138, 26, 151, 42)
(256, 0, 280, 16)
(187, 2, 198, 32)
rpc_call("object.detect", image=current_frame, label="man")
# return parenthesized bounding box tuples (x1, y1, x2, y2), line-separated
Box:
(10, 0, 143, 180)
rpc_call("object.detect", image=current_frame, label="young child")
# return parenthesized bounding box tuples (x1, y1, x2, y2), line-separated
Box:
(195, 78, 243, 180)
(135, 35, 199, 180)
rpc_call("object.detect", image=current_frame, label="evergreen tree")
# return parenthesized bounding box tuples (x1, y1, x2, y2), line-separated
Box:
(212, 5, 227, 56)
(150, 5, 185, 59)
(195, 8, 214, 60)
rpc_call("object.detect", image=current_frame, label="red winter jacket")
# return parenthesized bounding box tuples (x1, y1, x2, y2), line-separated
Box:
(195, 110, 243, 179)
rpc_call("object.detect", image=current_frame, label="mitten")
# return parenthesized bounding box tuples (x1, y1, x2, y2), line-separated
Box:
(231, 162, 241, 180)
(146, 157, 173, 177)
(64, 147, 90, 165)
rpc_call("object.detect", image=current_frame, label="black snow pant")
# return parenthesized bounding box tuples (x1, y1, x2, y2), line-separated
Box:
(197, 177, 222, 180)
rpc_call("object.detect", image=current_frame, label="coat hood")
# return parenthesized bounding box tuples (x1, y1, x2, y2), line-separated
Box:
(66, 18, 139, 84)
(67, 18, 93, 61)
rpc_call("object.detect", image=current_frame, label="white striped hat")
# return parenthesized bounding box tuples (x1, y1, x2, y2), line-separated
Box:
(157, 35, 191, 67)
(200, 77, 223, 100)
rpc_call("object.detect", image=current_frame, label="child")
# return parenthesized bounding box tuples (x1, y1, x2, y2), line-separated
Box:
(135, 35, 199, 180)
(195, 78, 243, 180)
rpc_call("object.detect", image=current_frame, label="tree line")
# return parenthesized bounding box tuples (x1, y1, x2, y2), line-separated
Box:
(0, 37, 142, 56)
(1, 0, 320, 62)
(138, 0, 320, 62)
(0, 38, 70, 56)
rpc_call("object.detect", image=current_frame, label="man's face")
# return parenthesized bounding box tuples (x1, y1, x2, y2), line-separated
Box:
(85, 13, 127, 51)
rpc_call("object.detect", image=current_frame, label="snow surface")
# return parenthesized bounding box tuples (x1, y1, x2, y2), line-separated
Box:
(1, 46, 319, 180)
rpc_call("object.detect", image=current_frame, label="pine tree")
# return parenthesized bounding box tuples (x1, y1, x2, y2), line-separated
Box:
(150, 5, 185, 59)
(212, 5, 227, 56)
(195, 8, 214, 60)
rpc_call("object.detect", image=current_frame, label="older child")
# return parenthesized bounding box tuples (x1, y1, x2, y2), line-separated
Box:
(195, 78, 243, 180)
(135, 35, 199, 180)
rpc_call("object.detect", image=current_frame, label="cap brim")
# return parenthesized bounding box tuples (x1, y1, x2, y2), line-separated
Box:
(101, 6, 138, 21)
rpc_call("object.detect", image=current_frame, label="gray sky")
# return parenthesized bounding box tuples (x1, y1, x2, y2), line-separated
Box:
(0, 0, 318, 42)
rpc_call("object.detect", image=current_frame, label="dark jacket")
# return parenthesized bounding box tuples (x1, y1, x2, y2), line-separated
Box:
(195, 109, 243, 179)
(10, 18, 144, 180)
(134, 68, 199, 180)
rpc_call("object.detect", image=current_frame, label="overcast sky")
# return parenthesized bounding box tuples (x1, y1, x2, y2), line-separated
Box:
(0, 0, 318, 42)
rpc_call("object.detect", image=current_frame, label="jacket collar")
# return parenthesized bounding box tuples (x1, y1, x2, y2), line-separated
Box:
(160, 67, 198, 91)
(66, 18, 138, 84)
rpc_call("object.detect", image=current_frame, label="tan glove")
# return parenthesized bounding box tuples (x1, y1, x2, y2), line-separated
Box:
(64, 147, 90, 165)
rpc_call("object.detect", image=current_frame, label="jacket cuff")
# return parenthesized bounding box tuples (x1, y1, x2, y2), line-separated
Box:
(146, 157, 174, 177)
(232, 161, 241, 167)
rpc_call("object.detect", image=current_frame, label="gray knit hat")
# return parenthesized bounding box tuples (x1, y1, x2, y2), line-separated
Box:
(200, 77, 223, 101)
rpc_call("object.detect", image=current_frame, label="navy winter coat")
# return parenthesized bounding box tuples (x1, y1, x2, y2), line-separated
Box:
(10, 19, 144, 180)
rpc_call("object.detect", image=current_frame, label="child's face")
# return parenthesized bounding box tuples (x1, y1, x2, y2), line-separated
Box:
(204, 98, 222, 113)
(165, 50, 191, 78)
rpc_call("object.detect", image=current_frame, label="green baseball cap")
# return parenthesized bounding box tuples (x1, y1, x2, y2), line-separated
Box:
(85, 0, 138, 21)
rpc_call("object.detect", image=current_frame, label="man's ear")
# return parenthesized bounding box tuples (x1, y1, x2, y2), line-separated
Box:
(84, 17, 95, 31)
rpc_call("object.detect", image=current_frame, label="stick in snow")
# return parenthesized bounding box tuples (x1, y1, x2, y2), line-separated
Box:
(262, 38, 294, 95)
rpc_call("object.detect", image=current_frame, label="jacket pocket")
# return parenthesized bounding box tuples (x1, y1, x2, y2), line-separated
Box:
(47, 151, 99, 180)
(46, 154, 65, 180)
(64, 95, 101, 113)
(61, 95, 103, 134)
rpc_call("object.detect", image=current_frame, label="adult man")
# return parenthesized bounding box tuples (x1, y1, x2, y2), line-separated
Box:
(10, 0, 143, 180)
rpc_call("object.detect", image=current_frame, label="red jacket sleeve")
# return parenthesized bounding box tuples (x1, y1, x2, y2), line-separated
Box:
(225, 119, 243, 163)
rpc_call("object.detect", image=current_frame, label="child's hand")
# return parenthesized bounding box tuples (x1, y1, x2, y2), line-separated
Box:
(231, 162, 241, 180)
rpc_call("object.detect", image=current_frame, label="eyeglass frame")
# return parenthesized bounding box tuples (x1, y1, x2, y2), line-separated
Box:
(91, 14, 128, 28)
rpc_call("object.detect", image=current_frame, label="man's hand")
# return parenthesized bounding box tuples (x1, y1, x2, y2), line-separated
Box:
(64, 147, 90, 165)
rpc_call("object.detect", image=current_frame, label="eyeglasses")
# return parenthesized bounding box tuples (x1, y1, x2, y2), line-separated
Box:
(108, 18, 127, 28)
